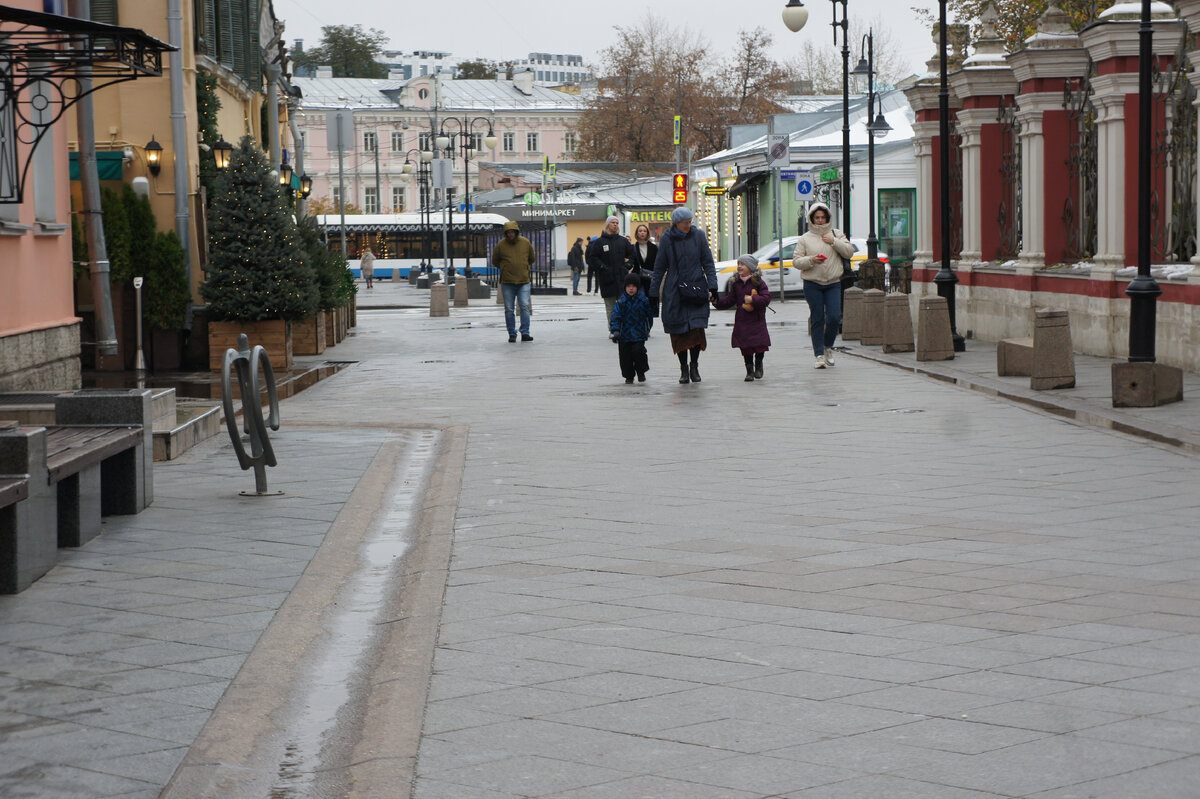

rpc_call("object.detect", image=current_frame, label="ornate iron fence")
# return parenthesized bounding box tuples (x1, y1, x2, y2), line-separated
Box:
(1151, 35, 1197, 264)
(949, 121, 964, 259)
(1063, 66, 1098, 263)
(997, 97, 1022, 260)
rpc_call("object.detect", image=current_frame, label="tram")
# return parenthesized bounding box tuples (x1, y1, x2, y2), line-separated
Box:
(315, 212, 510, 279)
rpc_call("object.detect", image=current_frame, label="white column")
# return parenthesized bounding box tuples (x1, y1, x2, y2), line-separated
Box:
(1015, 102, 1046, 270)
(1091, 74, 1137, 273)
(911, 121, 937, 276)
(955, 110, 990, 265)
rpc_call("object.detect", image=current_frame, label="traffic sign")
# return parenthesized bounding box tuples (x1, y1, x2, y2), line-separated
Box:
(794, 173, 814, 201)
(766, 133, 789, 168)
(703, 186, 727, 196)
(673, 115, 681, 146)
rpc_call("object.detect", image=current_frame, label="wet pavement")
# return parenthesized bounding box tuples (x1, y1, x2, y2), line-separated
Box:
(3, 278, 1200, 798)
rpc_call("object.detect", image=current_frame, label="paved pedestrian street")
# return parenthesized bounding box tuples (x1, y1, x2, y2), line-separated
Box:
(3, 286, 1200, 798)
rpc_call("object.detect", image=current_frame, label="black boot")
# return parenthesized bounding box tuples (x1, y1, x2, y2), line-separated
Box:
(754, 353, 764, 380)
(744, 355, 755, 382)
(678, 352, 690, 384)
(689, 350, 701, 383)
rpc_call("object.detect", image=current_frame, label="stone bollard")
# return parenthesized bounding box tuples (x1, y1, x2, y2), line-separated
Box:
(842, 287, 863, 341)
(408, 269, 419, 286)
(916, 296, 955, 361)
(416, 275, 430, 289)
(453, 280, 469, 307)
(882, 293, 915, 353)
(429, 283, 450, 317)
(1030, 308, 1075, 390)
(859, 289, 885, 346)
(466, 277, 490, 299)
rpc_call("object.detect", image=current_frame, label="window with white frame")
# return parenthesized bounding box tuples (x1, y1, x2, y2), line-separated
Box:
(418, 132, 433, 152)
(526, 132, 539, 152)
(331, 185, 342, 210)
(364, 186, 378, 214)
(392, 186, 406, 212)
(391, 131, 404, 152)
(502, 132, 515, 152)
(363, 131, 377, 152)
(563, 131, 577, 154)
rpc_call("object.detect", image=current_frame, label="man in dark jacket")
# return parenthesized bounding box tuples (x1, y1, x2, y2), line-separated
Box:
(568, 237, 584, 295)
(586, 215, 634, 325)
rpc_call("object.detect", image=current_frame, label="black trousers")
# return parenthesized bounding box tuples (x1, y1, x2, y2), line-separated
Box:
(617, 341, 649, 379)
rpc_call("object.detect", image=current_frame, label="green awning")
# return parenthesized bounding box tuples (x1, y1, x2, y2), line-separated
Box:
(69, 151, 125, 181)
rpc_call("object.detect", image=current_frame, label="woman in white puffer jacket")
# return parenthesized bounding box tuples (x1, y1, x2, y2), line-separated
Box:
(794, 203, 855, 369)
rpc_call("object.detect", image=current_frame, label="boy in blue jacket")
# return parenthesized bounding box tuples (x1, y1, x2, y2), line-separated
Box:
(610, 273, 653, 383)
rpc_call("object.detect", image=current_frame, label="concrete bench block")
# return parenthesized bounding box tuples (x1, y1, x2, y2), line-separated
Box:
(859, 289, 885, 346)
(997, 338, 1033, 376)
(57, 465, 100, 547)
(882, 293, 915, 353)
(466, 277, 491, 300)
(1112, 362, 1184, 407)
(0, 425, 56, 594)
(416, 276, 430, 289)
(429, 284, 450, 317)
(916, 296, 955, 361)
(55, 389, 153, 510)
(1031, 308, 1075, 390)
(842, 287, 863, 340)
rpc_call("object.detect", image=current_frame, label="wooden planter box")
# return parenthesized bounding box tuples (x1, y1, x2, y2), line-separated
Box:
(292, 313, 327, 355)
(207, 319, 293, 372)
(334, 305, 347, 343)
(323, 309, 336, 347)
(350, 293, 357, 328)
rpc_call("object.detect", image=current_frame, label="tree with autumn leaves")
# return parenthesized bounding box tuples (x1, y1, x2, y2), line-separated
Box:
(577, 19, 793, 162)
(915, 0, 1117, 53)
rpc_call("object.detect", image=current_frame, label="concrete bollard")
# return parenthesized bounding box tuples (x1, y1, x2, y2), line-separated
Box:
(859, 289, 885, 346)
(1031, 308, 1075, 390)
(916, 296, 955, 361)
(453, 280, 469, 308)
(842, 287, 863, 341)
(429, 283, 450, 317)
(882, 293, 915, 353)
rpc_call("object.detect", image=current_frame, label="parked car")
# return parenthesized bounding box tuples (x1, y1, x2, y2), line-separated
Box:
(713, 236, 887, 294)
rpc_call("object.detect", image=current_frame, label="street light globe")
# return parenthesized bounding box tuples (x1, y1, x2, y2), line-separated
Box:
(484, 133, 498, 150)
(436, 134, 450, 151)
(782, 0, 809, 32)
(402, 161, 415, 174)
(420, 149, 434, 163)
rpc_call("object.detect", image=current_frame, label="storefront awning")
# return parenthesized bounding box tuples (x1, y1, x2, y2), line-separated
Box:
(727, 171, 767, 198)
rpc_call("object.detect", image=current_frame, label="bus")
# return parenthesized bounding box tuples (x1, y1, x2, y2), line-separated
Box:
(315, 212, 510, 279)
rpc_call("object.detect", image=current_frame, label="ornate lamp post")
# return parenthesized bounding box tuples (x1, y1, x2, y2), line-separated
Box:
(784, 0, 852, 287)
(438, 116, 497, 274)
(1129, 0, 1161, 362)
(402, 147, 433, 271)
(852, 30, 892, 266)
(934, 0, 966, 350)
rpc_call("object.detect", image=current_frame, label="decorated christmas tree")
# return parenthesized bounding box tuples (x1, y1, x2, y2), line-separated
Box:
(200, 137, 318, 321)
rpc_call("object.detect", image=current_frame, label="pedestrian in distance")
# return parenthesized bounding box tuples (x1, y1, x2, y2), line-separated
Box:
(585, 236, 599, 294)
(491, 220, 536, 342)
(568, 237, 585, 295)
(609, 272, 653, 383)
(713, 254, 771, 381)
(360, 247, 375, 289)
(795, 202, 854, 369)
(629, 223, 658, 323)
(587, 215, 635, 326)
(650, 206, 718, 384)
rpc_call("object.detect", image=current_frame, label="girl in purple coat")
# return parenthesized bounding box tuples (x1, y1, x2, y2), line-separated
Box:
(713, 254, 772, 381)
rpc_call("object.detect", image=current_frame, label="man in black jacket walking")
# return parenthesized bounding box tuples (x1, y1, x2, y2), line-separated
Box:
(568, 237, 584, 295)
(586, 216, 634, 325)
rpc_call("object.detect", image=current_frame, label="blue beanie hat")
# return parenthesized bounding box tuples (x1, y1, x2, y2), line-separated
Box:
(671, 206, 694, 224)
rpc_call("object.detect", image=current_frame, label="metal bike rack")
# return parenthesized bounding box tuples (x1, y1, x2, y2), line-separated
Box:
(221, 333, 282, 496)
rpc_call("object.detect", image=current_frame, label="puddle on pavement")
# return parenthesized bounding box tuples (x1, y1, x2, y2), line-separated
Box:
(270, 428, 437, 797)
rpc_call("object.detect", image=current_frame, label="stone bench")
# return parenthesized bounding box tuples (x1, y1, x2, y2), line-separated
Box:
(997, 337, 1033, 376)
(45, 425, 144, 547)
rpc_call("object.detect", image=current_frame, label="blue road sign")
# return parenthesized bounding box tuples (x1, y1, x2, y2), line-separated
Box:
(795, 176, 814, 200)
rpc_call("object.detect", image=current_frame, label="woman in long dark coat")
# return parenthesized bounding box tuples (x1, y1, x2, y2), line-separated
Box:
(649, 207, 718, 384)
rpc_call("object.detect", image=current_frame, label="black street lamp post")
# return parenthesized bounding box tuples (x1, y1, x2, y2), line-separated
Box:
(784, 0, 852, 288)
(934, 0, 966, 350)
(438, 117, 497, 274)
(402, 147, 433, 271)
(1129, 0, 1161, 362)
(852, 30, 893, 266)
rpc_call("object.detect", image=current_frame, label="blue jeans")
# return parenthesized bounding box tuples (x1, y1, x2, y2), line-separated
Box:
(501, 282, 531, 336)
(571, 270, 581, 292)
(803, 280, 841, 356)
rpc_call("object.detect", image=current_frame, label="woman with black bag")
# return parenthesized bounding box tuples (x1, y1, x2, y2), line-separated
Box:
(649, 206, 718, 384)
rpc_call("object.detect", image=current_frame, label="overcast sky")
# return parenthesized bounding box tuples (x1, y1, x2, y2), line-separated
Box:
(274, 0, 942, 81)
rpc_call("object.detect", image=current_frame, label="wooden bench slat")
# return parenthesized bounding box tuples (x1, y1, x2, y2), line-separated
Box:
(44, 426, 142, 485)
(0, 476, 28, 506)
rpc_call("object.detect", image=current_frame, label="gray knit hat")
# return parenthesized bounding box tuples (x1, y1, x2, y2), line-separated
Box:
(605, 215, 620, 227)
(671, 206, 694, 223)
(736, 253, 761, 276)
